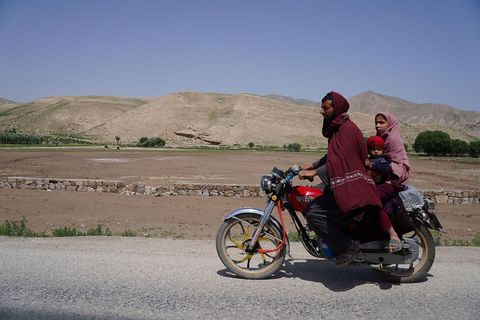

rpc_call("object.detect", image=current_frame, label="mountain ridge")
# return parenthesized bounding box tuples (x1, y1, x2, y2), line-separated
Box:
(0, 91, 477, 146)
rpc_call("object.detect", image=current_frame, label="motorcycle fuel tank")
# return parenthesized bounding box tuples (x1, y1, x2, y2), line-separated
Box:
(288, 185, 322, 213)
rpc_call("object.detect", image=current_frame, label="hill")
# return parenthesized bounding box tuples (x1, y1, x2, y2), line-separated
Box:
(0, 97, 16, 105)
(0, 92, 477, 146)
(0, 96, 149, 139)
(85, 92, 329, 146)
(349, 91, 480, 139)
(263, 94, 317, 106)
(0, 97, 18, 114)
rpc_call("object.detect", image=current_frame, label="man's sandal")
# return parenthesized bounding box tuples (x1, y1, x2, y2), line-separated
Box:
(386, 239, 403, 253)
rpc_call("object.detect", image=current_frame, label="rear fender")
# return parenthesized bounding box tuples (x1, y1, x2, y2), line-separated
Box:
(411, 211, 444, 231)
(426, 211, 444, 231)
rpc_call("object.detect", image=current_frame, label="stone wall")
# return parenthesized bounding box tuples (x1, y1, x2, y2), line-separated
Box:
(421, 190, 479, 205)
(119, 182, 263, 198)
(1, 177, 125, 193)
(1, 177, 478, 204)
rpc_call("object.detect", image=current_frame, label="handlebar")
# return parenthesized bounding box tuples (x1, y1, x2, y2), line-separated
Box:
(289, 165, 314, 182)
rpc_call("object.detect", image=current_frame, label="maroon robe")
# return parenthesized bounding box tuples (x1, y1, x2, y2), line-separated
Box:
(323, 92, 381, 214)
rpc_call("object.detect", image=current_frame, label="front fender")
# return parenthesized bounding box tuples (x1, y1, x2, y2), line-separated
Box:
(223, 207, 284, 238)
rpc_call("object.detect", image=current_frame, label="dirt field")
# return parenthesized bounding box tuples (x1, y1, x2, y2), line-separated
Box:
(1, 148, 479, 240)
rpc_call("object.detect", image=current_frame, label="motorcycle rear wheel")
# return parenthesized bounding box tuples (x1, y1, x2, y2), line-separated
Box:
(374, 220, 435, 283)
(216, 213, 286, 279)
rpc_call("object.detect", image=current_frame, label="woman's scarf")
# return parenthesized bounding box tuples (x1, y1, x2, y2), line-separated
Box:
(324, 92, 381, 214)
(376, 112, 411, 187)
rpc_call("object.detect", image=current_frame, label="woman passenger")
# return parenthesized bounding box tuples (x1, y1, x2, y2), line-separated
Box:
(374, 112, 411, 188)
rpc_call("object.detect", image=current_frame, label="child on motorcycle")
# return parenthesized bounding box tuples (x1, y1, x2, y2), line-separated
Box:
(366, 136, 390, 184)
(365, 135, 402, 252)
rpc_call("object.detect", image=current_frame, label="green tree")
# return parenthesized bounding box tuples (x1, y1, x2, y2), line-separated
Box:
(450, 139, 469, 156)
(138, 136, 166, 148)
(470, 140, 480, 157)
(287, 143, 301, 152)
(413, 131, 451, 156)
(248, 142, 255, 148)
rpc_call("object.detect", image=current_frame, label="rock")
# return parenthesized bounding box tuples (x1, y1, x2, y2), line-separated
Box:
(435, 195, 449, 204)
(174, 129, 197, 138)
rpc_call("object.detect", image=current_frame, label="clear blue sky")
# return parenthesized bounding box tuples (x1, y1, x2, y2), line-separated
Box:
(1, 0, 479, 111)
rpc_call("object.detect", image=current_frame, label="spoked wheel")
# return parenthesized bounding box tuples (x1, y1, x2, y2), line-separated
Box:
(374, 221, 436, 283)
(216, 213, 286, 279)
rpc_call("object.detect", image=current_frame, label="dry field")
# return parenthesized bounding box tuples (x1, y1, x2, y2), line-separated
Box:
(0, 148, 479, 240)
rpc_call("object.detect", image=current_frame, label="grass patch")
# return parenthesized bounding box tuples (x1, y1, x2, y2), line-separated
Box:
(0, 217, 48, 237)
(159, 230, 183, 239)
(0, 218, 113, 237)
(51, 224, 112, 237)
(121, 229, 136, 237)
(433, 231, 480, 246)
(52, 226, 83, 237)
(208, 110, 219, 121)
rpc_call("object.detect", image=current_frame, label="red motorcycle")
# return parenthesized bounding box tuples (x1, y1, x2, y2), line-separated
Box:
(216, 165, 443, 283)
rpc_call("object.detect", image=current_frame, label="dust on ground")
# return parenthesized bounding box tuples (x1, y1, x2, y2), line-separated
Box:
(0, 189, 478, 241)
(1, 148, 479, 189)
(0, 149, 479, 240)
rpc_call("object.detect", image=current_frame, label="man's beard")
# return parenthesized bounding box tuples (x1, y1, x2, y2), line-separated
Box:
(322, 115, 334, 128)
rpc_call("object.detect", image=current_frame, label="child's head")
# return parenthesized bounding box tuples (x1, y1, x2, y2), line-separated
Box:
(367, 136, 384, 157)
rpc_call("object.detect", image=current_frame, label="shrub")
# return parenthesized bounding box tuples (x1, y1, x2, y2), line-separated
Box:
(52, 226, 82, 237)
(413, 131, 451, 156)
(86, 224, 112, 236)
(470, 141, 480, 158)
(0, 217, 47, 237)
(52, 224, 111, 236)
(121, 229, 136, 237)
(287, 143, 301, 152)
(0, 217, 31, 236)
(450, 139, 469, 157)
(138, 136, 166, 148)
(0, 131, 46, 144)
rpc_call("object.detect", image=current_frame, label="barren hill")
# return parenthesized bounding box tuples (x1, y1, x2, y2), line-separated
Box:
(86, 92, 330, 146)
(0, 97, 17, 114)
(349, 91, 480, 139)
(0, 91, 477, 146)
(0, 96, 149, 138)
(263, 94, 317, 107)
(0, 97, 16, 105)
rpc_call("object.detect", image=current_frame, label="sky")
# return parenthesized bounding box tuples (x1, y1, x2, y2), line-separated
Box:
(1, 0, 479, 111)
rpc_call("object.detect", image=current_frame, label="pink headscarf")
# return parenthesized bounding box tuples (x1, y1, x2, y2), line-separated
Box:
(376, 112, 411, 187)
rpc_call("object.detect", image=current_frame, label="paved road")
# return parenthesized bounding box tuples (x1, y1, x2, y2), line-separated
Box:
(1, 237, 479, 320)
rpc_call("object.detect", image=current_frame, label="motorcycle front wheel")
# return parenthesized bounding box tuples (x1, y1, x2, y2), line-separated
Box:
(374, 220, 435, 283)
(216, 213, 286, 279)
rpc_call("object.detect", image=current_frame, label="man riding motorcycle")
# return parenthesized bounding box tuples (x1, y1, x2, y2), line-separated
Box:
(298, 91, 390, 265)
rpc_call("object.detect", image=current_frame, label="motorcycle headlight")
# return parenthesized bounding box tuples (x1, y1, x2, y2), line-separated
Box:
(260, 176, 273, 193)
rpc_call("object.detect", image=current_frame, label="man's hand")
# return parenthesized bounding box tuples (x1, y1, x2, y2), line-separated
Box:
(299, 169, 317, 180)
(301, 163, 314, 170)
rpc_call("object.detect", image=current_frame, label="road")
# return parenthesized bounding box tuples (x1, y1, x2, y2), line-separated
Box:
(1, 237, 479, 320)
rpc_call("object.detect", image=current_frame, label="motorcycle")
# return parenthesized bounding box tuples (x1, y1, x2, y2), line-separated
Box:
(216, 165, 443, 283)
